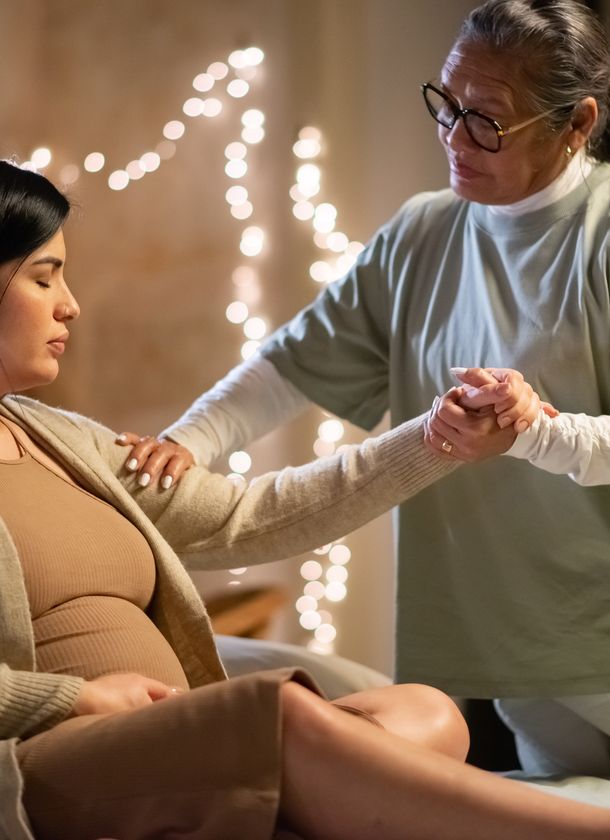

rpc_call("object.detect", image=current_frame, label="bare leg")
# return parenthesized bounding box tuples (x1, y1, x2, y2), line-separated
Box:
(333, 683, 470, 760)
(280, 682, 610, 840)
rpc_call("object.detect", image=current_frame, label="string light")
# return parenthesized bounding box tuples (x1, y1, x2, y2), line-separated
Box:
(201, 98, 223, 117)
(156, 141, 176, 160)
(225, 158, 248, 179)
(225, 301, 249, 324)
(30, 147, 52, 169)
(218, 82, 267, 380)
(59, 164, 80, 185)
(239, 226, 264, 256)
(241, 109, 265, 144)
(231, 202, 253, 220)
(225, 141, 247, 160)
(228, 450, 252, 474)
(240, 340, 260, 360)
(126, 160, 145, 180)
(108, 170, 129, 191)
(193, 73, 215, 92)
(225, 185, 248, 205)
(183, 97, 204, 117)
(243, 316, 267, 340)
(27, 46, 264, 195)
(162, 120, 185, 140)
(208, 61, 229, 80)
(287, 126, 367, 654)
(227, 79, 250, 98)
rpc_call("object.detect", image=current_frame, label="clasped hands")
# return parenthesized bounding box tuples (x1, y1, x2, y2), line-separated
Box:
(424, 366, 558, 461)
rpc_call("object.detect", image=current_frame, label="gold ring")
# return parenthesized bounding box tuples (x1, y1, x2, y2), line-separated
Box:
(441, 440, 453, 454)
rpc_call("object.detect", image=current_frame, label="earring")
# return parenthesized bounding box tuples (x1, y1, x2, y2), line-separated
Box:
(566, 144, 573, 156)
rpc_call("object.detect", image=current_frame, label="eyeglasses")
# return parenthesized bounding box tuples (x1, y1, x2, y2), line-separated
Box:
(421, 82, 556, 153)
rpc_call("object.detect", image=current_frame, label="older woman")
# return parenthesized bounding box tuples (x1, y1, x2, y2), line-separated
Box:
(7, 160, 610, 839)
(127, 0, 610, 777)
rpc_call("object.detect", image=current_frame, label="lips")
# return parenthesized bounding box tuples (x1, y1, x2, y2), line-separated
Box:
(449, 159, 482, 179)
(47, 333, 69, 355)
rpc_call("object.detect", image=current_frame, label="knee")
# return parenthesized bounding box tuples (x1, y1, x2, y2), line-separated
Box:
(406, 684, 470, 761)
(369, 683, 470, 761)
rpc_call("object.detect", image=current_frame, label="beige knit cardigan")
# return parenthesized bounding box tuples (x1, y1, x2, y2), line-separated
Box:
(0, 395, 454, 840)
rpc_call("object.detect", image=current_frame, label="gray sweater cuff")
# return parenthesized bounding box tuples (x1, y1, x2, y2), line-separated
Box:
(0, 668, 83, 739)
(378, 413, 460, 498)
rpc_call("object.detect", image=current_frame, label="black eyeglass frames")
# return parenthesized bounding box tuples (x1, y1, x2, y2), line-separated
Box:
(420, 82, 556, 153)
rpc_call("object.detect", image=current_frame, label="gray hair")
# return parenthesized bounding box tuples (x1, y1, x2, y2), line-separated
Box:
(457, 0, 610, 161)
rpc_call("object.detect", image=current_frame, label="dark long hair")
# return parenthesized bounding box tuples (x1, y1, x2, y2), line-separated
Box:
(458, 0, 610, 161)
(0, 160, 70, 267)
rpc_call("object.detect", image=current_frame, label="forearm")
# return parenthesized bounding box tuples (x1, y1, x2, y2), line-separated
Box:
(142, 413, 458, 569)
(0, 664, 82, 739)
(161, 355, 311, 465)
(506, 411, 610, 485)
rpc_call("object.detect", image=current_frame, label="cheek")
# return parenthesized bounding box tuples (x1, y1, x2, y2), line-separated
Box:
(0, 300, 42, 351)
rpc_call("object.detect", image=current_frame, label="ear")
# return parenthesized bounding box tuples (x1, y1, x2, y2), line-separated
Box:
(567, 96, 599, 153)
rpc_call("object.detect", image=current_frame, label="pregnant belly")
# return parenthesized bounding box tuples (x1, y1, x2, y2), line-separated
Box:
(33, 595, 190, 690)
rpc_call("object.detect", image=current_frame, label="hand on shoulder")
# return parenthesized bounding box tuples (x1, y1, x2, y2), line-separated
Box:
(115, 433, 195, 490)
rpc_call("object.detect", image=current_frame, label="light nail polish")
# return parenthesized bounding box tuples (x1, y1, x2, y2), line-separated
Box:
(116, 433, 128, 442)
(450, 366, 467, 376)
(126, 458, 138, 471)
(161, 475, 173, 490)
(138, 473, 151, 488)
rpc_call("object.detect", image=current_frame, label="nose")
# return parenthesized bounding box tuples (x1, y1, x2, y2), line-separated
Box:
(56, 285, 80, 321)
(442, 116, 474, 152)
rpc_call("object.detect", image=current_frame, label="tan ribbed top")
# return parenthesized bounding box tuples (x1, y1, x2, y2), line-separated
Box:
(0, 434, 188, 689)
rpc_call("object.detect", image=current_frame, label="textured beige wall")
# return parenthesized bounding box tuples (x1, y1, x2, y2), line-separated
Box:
(0, 0, 477, 674)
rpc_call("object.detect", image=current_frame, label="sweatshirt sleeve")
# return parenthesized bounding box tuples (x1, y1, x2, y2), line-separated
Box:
(0, 664, 83, 739)
(120, 413, 459, 569)
(160, 355, 311, 466)
(506, 410, 610, 486)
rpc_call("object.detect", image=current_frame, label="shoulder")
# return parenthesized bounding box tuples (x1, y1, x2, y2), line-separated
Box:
(398, 187, 462, 217)
(377, 188, 466, 250)
(587, 163, 610, 215)
(0, 395, 117, 456)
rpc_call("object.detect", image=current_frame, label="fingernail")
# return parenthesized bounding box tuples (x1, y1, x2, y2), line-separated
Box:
(515, 419, 529, 433)
(432, 395, 440, 408)
(450, 367, 467, 376)
(126, 458, 138, 471)
(116, 433, 128, 442)
(170, 686, 183, 695)
(161, 475, 173, 490)
(496, 383, 510, 395)
(138, 472, 151, 487)
(498, 416, 511, 429)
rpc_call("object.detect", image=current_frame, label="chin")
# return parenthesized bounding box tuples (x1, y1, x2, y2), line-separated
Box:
(17, 365, 60, 393)
(449, 175, 482, 202)
(452, 182, 508, 205)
